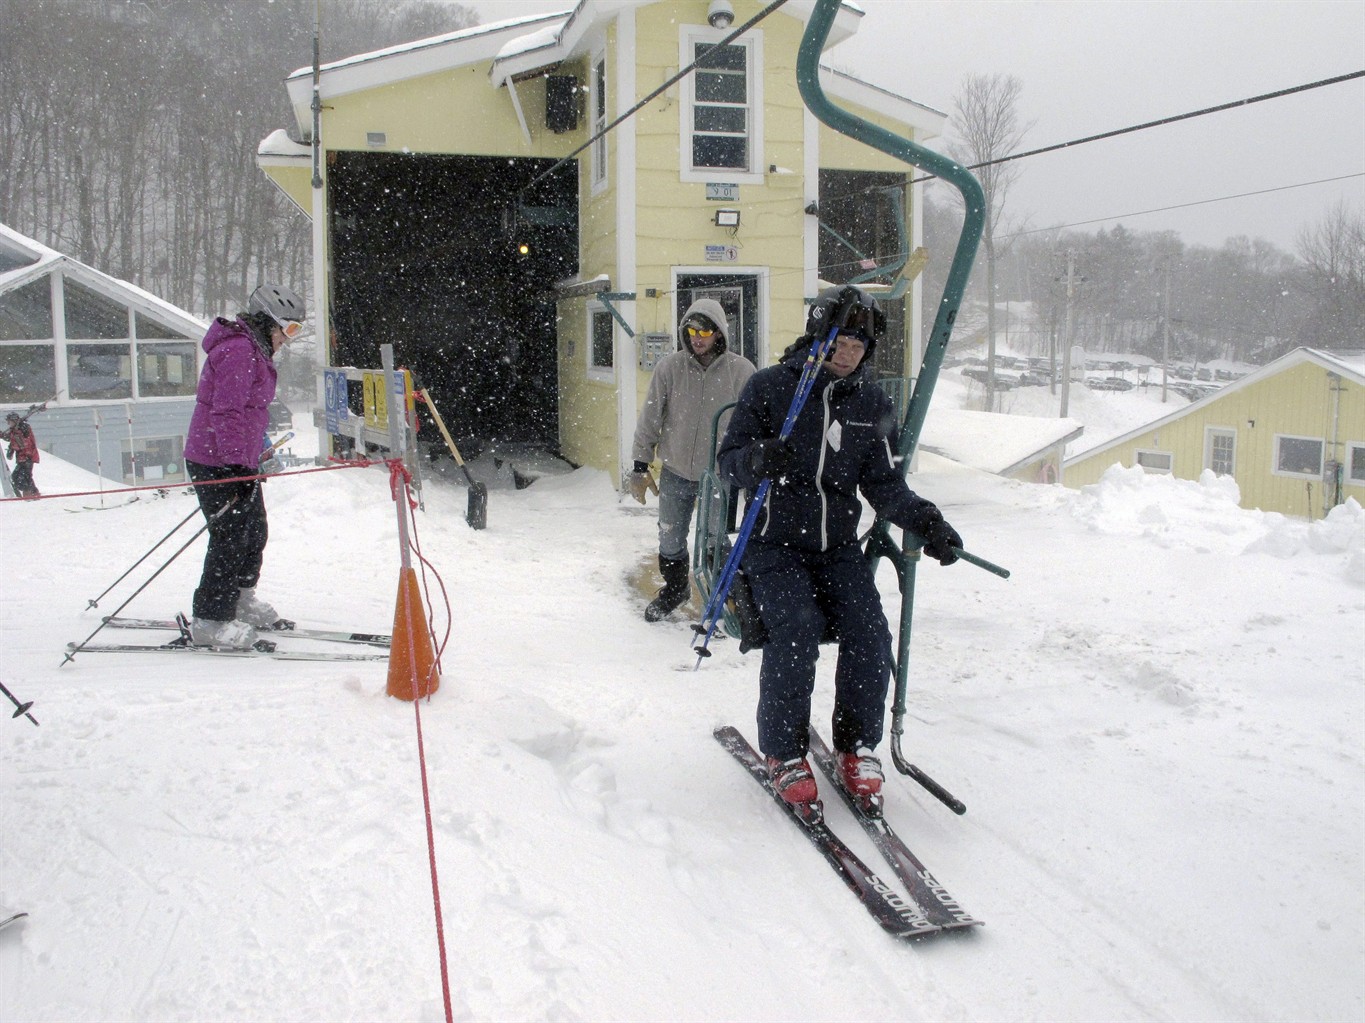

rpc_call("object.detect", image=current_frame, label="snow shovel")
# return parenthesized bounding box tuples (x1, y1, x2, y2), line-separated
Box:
(418, 388, 487, 530)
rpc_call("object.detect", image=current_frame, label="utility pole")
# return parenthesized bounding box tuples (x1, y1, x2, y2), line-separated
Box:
(1060, 250, 1077, 419)
(1161, 255, 1171, 403)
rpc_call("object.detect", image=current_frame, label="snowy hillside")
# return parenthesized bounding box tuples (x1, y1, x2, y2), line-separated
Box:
(1, 438, 1362, 1021)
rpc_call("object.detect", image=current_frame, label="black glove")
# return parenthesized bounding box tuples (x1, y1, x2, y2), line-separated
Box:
(748, 438, 795, 480)
(914, 505, 962, 565)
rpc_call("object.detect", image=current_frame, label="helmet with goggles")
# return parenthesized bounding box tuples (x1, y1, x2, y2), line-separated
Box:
(248, 284, 306, 339)
(804, 285, 885, 350)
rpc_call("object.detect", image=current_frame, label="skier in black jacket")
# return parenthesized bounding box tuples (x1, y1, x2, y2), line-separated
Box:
(717, 285, 963, 811)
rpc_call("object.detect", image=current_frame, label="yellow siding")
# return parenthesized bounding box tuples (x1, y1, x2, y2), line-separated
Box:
(1065, 359, 1365, 518)
(556, 297, 618, 470)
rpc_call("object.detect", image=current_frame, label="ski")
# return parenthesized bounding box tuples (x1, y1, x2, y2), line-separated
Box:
(714, 725, 941, 940)
(808, 729, 982, 931)
(66, 640, 387, 663)
(102, 615, 390, 648)
(0, 912, 29, 932)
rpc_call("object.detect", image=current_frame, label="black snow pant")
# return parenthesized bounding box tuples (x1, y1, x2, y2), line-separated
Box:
(742, 540, 894, 762)
(10, 460, 37, 497)
(188, 460, 268, 621)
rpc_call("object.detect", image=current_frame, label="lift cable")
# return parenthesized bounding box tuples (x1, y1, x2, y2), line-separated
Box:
(518, 0, 790, 199)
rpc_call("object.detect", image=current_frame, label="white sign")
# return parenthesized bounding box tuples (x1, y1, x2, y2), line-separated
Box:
(704, 244, 739, 263)
(705, 182, 739, 201)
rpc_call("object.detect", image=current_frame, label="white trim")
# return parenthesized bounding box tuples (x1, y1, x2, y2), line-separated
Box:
(586, 302, 615, 383)
(803, 104, 820, 302)
(1134, 449, 1173, 474)
(590, 46, 608, 194)
(677, 25, 764, 185)
(1347, 441, 1365, 485)
(1272, 433, 1325, 479)
(614, 9, 638, 475)
(1204, 425, 1237, 476)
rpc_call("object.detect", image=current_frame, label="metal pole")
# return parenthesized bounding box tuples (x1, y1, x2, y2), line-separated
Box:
(380, 345, 413, 571)
(1161, 256, 1171, 403)
(1060, 250, 1076, 419)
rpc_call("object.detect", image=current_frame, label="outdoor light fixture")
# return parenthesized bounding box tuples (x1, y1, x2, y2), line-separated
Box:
(707, 0, 735, 29)
(714, 208, 740, 228)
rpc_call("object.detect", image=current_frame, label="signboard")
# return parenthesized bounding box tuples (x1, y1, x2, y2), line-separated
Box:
(323, 368, 349, 434)
(704, 244, 739, 263)
(705, 182, 739, 201)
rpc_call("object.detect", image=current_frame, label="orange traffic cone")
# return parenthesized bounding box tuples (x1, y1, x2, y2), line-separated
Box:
(387, 566, 439, 700)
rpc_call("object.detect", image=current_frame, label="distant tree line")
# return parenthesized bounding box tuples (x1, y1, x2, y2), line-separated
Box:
(0, 0, 475, 320)
(922, 187, 1364, 369)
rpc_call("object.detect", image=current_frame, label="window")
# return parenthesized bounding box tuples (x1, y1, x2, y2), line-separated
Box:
(123, 435, 185, 485)
(681, 30, 761, 181)
(588, 306, 614, 378)
(0, 279, 53, 340)
(137, 341, 197, 398)
(68, 342, 132, 399)
(1206, 428, 1236, 476)
(134, 313, 191, 341)
(1349, 443, 1365, 485)
(65, 279, 129, 339)
(1274, 435, 1323, 477)
(591, 52, 608, 191)
(0, 344, 56, 403)
(1135, 449, 1173, 474)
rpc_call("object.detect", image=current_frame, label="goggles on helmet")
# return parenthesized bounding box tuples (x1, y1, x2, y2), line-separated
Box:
(277, 319, 304, 340)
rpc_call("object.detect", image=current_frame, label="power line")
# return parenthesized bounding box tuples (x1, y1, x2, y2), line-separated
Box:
(1004, 171, 1365, 239)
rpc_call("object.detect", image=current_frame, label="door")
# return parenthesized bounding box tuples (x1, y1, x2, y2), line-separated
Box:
(675, 272, 761, 366)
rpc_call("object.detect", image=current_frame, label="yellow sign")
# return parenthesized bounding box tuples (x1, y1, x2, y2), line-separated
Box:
(362, 369, 414, 432)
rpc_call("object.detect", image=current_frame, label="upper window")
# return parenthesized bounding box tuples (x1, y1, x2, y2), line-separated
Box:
(681, 30, 762, 182)
(0, 279, 53, 340)
(65, 279, 129, 340)
(591, 52, 608, 192)
(1274, 435, 1324, 478)
(1206, 428, 1236, 476)
(1135, 449, 1173, 474)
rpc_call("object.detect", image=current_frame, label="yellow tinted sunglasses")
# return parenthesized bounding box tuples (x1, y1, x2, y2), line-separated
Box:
(686, 325, 716, 338)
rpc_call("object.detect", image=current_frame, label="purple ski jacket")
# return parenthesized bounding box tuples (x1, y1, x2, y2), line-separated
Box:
(183, 317, 277, 468)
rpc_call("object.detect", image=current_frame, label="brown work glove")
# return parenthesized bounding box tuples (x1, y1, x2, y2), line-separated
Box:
(628, 464, 659, 504)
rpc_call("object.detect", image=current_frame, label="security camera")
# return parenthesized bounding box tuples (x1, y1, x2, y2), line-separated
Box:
(707, 0, 735, 29)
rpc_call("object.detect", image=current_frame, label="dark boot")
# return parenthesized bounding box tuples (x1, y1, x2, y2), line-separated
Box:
(645, 555, 691, 622)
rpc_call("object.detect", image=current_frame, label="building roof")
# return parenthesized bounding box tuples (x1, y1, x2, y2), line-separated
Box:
(276, 1, 937, 141)
(1063, 347, 1365, 468)
(0, 222, 208, 337)
(921, 406, 1084, 476)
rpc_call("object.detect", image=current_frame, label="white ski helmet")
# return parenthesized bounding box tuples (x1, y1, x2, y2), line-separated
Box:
(248, 284, 306, 328)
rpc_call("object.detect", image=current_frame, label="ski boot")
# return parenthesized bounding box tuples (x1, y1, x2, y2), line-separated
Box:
(834, 748, 885, 817)
(766, 755, 822, 823)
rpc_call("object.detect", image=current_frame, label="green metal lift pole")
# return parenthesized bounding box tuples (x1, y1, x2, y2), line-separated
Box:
(796, 0, 990, 812)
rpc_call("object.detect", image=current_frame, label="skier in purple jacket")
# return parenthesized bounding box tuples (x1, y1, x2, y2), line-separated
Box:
(184, 284, 304, 649)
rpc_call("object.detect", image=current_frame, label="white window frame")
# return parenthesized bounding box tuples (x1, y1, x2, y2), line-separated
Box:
(1135, 449, 1173, 474)
(1347, 441, 1365, 485)
(590, 48, 608, 194)
(586, 302, 615, 383)
(1204, 426, 1237, 477)
(678, 26, 764, 185)
(1272, 433, 1325, 479)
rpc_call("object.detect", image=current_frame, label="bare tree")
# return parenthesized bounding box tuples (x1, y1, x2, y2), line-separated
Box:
(1296, 201, 1365, 351)
(945, 73, 1031, 408)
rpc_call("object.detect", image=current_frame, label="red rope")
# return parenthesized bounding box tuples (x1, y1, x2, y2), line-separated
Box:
(0, 460, 372, 504)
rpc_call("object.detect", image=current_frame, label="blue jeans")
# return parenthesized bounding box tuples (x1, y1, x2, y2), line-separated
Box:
(657, 466, 731, 563)
(742, 540, 893, 760)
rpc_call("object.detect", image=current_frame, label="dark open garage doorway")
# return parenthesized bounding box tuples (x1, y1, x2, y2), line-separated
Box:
(328, 151, 578, 458)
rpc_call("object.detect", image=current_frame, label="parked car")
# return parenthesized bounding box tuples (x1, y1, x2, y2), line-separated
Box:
(1085, 376, 1134, 391)
(267, 400, 293, 432)
(1016, 371, 1049, 387)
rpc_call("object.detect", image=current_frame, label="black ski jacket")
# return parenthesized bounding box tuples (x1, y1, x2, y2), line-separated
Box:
(717, 345, 940, 552)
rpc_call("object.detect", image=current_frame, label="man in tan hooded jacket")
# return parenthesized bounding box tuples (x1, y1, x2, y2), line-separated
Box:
(630, 298, 755, 621)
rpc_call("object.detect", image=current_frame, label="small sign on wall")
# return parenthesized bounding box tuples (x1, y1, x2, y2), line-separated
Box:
(705, 182, 739, 201)
(705, 244, 740, 263)
(638, 332, 673, 371)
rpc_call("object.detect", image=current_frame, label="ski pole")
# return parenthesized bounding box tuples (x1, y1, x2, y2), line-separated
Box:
(0, 680, 38, 727)
(86, 505, 200, 608)
(692, 306, 858, 665)
(63, 495, 238, 665)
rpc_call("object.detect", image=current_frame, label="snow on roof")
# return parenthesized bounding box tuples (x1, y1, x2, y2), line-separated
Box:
(921, 406, 1083, 475)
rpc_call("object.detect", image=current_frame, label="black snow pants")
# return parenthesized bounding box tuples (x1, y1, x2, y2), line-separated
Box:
(742, 539, 894, 761)
(188, 460, 268, 621)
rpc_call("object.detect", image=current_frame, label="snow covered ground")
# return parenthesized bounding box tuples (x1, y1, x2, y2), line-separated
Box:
(1, 427, 1362, 1021)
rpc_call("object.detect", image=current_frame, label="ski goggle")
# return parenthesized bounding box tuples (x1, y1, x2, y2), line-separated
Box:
(277, 320, 304, 340)
(840, 305, 878, 342)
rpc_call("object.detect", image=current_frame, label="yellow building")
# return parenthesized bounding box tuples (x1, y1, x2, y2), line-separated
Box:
(1063, 348, 1365, 519)
(254, 1, 943, 479)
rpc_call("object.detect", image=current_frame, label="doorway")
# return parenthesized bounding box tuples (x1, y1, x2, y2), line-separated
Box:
(675, 272, 762, 366)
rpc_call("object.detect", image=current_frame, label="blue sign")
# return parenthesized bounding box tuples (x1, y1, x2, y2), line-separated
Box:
(323, 368, 349, 434)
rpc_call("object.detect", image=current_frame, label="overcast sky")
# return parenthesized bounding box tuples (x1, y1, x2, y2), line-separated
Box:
(468, 0, 1364, 253)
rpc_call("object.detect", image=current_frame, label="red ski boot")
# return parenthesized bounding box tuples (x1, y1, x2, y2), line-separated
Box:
(835, 748, 885, 816)
(766, 755, 821, 821)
